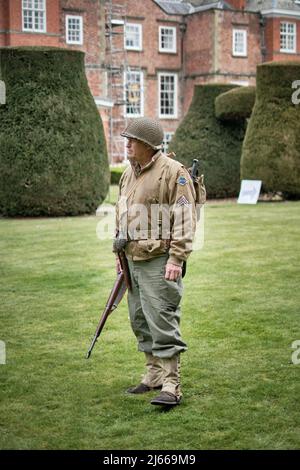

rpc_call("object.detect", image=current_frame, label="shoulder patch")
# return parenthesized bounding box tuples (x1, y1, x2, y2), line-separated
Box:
(177, 175, 187, 186)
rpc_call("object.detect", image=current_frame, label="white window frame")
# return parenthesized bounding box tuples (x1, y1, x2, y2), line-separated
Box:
(158, 72, 178, 119)
(232, 29, 247, 57)
(159, 26, 177, 53)
(125, 23, 142, 51)
(163, 132, 175, 153)
(280, 22, 296, 53)
(66, 15, 83, 45)
(124, 70, 144, 117)
(22, 0, 46, 33)
(230, 80, 249, 86)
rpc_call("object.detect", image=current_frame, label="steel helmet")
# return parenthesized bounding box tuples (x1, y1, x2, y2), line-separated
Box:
(121, 117, 164, 149)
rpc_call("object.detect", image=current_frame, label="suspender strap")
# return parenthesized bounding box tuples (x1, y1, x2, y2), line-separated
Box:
(159, 164, 168, 205)
(158, 164, 168, 239)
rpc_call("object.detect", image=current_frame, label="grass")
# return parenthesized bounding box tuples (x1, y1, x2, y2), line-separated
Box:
(104, 184, 119, 205)
(0, 200, 299, 450)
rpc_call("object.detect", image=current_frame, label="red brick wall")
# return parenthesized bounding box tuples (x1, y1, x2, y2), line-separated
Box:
(0, 0, 105, 100)
(184, 11, 214, 78)
(264, 17, 274, 62)
(0, 0, 107, 155)
(0, 0, 7, 46)
(2, 0, 60, 47)
(107, 0, 184, 158)
(182, 9, 260, 114)
(3, 0, 300, 163)
(226, 0, 246, 10)
(125, 0, 182, 74)
(182, 11, 215, 114)
(264, 17, 300, 62)
(124, 0, 183, 124)
(60, 0, 106, 97)
(216, 10, 261, 77)
(60, 0, 100, 57)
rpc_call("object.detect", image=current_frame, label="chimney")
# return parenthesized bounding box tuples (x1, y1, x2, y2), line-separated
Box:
(227, 0, 246, 10)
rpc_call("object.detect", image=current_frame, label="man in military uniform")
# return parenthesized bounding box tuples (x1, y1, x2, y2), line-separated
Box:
(114, 117, 196, 406)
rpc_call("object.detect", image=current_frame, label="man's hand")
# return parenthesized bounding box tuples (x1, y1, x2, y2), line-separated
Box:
(165, 263, 182, 281)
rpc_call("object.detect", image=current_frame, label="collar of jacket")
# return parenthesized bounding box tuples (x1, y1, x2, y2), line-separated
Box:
(130, 150, 162, 177)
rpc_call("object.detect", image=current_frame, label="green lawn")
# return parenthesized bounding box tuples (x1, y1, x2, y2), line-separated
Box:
(0, 201, 299, 450)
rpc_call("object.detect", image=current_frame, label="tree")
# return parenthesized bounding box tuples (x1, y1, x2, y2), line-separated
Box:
(169, 84, 245, 198)
(241, 61, 300, 198)
(215, 86, 256, 121)
(0, 47, 109, 216)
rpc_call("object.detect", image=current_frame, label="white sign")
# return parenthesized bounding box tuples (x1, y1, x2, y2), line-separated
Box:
(0, 80, 6, 104)
(238, 180, 262, 204)
(0, 340, 5, 364)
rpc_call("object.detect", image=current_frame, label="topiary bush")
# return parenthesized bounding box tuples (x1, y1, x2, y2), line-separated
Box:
(168, 84, 246, 198)
(0, 47, 109, 216)
(241, 61, 300, 198)
(110, 165, 128, 185)
(215, 86, 256, 121)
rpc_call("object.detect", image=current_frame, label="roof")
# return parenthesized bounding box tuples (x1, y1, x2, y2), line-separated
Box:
(153, 0, 300, 15)
(153, 0, 192, 15)
(246, 1, 300, 12)
(186, 0, 228, 6)
(153, 0, 233, 15)
(190, 1, 233, 11)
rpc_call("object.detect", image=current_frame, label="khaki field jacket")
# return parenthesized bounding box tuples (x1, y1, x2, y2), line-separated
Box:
(115, 151, 196, 266)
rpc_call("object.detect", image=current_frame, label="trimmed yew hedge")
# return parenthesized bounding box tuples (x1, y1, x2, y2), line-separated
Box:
(0, 47, 109, 216)
(241, 61, 300, 197)
(215, 86, 256, 121)
(169, 84, 246, 198)
(110, 165, 127, 185)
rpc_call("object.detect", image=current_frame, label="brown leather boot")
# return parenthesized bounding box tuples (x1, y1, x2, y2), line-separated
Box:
(126, 353, 164, 394)
(150, 391, 181, 406)
(126, 383, 162, 394)
(142, 353, 164, 388)
(150, 354, 182, 406)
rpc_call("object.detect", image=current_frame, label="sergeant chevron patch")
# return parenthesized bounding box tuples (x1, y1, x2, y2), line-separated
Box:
(177, 195, 190, 206)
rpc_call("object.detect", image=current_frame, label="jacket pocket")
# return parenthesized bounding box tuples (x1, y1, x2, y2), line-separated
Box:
(138, 239, 168, 256)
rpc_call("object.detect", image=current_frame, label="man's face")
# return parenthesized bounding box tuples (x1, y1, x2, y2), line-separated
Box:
(126, 138, 149, 162)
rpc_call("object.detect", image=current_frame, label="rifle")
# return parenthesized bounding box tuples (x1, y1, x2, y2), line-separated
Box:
(190, 158, 199, 183)
(86, 251, 131, 359)
(182, 158, 201, 279)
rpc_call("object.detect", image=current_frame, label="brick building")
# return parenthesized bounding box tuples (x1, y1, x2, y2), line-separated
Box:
(0, 0, 109, 135)
(1, 0, 300, 163)
(0, 1, 106, 94)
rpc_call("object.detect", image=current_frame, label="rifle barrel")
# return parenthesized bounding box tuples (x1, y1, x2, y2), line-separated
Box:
(191, 159, 199, 181)
(85, 271, 127, 359)
(86, 306, 110, 359)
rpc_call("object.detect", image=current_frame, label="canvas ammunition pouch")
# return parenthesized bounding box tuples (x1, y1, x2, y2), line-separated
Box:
(191, 173, 206, 206)
(165, 154, 206, 277)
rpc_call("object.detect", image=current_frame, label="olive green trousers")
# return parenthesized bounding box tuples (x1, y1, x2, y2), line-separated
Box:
(127, 255, 187, 359)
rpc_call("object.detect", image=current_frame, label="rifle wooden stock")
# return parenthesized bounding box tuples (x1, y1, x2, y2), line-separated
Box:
(86, 271, 127, 359)
(118, 250, 132, 291)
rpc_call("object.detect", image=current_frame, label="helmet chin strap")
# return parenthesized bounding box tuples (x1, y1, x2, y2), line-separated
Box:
(138, 149, 156, 169)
